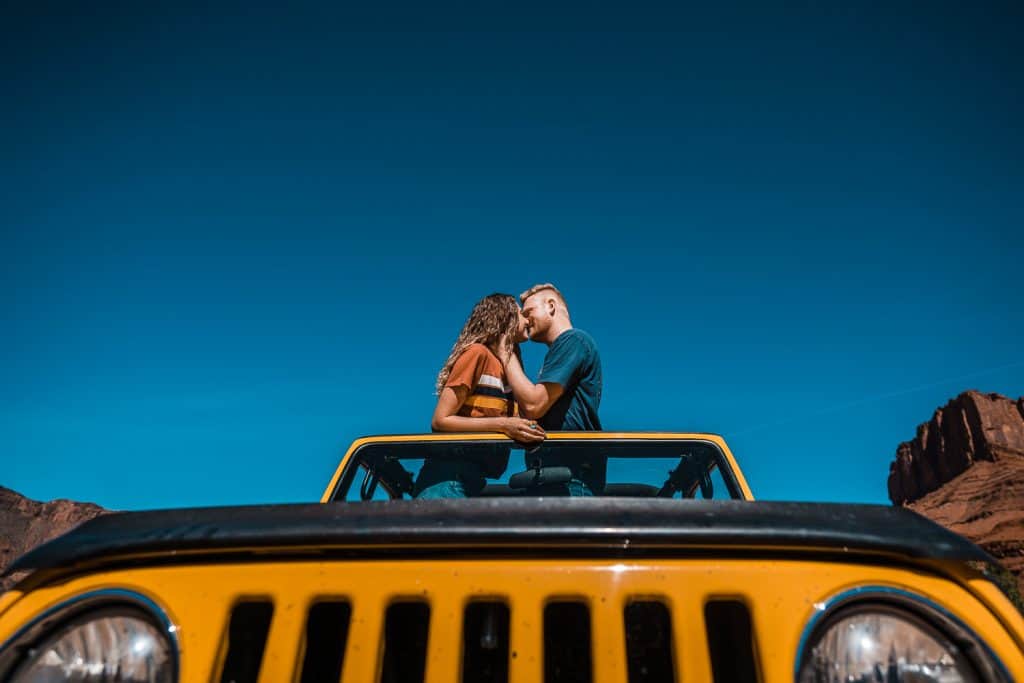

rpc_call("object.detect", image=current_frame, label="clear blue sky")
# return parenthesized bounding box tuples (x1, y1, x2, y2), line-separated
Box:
(3, 3, 1021, 510)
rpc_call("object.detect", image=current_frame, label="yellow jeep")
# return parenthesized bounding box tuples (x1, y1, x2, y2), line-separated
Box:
(0, 432, 1022, 682)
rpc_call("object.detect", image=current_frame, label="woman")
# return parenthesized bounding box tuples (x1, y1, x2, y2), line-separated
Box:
(415, 293, 546, 499)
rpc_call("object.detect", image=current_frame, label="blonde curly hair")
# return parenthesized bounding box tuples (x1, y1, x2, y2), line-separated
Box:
(436, 293, 522, 394)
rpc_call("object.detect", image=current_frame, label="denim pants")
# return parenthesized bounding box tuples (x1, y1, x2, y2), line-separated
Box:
(416, 479, 468, 499)
(414, 459, 485, 499)
(566, 479, 594, 497)
(532, 479, 594, 497)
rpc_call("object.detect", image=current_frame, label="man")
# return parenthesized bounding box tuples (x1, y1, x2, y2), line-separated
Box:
(502, 283, 603, 495)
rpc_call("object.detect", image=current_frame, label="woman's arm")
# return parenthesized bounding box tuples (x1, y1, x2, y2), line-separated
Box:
(431, 386, 545, 443)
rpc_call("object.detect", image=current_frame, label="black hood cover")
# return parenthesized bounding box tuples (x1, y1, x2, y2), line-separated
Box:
(6, 498, 988, 575)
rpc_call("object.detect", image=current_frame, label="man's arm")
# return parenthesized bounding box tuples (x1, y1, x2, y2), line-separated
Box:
(503, 354, 564, 419)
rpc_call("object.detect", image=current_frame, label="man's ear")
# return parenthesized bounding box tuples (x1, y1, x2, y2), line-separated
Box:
(547, 298, 556, 316)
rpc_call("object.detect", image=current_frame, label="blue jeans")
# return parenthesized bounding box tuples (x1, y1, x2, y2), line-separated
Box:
(533, 479, 594, 497)
(416, 480, 468, 499)
(567, 479, 594, 497)
(414, 458, 485, 499)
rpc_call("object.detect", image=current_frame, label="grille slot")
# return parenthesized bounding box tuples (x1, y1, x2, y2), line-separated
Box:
(219, 600, 274, 683)
(624, 601, 674, 683)
(380, 601, 430, 683)
(704, 599, 759, 683)
(462, 602, 510, 683)
(544, 601, 592, 683)
(299, 601, 351, 683)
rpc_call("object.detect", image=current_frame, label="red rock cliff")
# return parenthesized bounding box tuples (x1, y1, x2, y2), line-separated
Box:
(888, 391, 1024, 505)
(0, 486, 108, 592)
(888, 390, 1024, 597)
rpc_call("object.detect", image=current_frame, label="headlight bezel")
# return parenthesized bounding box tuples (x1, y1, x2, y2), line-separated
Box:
(0, 588, 179, 682)
(795, 585, 1011, 683)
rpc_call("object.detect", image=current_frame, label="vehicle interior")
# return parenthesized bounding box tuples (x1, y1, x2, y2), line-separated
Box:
(330, 439, 743, 502)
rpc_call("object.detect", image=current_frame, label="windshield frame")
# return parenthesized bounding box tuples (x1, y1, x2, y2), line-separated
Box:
(324, 434, 751, 502)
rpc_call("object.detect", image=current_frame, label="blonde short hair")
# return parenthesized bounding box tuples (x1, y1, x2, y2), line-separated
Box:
(519, 283, 567, 309)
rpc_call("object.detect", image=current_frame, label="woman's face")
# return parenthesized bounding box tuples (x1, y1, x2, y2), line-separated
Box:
(513, 306, 529, 343)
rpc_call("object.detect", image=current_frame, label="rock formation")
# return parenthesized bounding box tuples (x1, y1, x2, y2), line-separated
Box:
(888, 390, 1024, 597)
(888, 391, 1024, 505)
(0, 486, 108, 592)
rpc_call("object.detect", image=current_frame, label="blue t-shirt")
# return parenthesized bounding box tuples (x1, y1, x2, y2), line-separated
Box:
(537, 328, 602, 430)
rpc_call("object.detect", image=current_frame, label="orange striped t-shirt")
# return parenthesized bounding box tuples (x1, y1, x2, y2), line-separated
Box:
(445, 343, 515, 418)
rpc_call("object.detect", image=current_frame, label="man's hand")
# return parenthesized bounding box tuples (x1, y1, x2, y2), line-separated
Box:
(501, 417, 546, 444)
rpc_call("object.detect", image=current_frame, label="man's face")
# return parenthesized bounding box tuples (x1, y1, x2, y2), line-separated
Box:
(520, 294, 550, 340)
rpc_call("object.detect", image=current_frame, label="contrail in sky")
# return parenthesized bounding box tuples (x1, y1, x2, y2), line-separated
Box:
(730, 360, 1024, 436)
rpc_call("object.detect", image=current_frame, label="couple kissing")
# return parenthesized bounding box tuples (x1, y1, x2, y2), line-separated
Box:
(415, 283, 602, 499)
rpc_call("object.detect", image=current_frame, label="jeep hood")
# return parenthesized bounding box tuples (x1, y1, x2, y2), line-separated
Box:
(5, 499, 990, 577)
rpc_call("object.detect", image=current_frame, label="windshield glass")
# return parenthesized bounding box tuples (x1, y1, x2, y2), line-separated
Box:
(330, 439, 742, 501)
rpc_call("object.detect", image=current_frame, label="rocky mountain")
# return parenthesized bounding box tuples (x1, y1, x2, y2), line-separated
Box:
(0, 486, 108, 592)
(888, 390, 1024, 597)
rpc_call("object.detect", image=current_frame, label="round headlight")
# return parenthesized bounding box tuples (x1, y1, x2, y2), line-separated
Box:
(11, 608, 174, 683)
(798, 604, 980, 683)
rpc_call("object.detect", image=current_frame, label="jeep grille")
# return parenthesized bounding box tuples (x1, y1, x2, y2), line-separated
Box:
(215, 589, 758, 683)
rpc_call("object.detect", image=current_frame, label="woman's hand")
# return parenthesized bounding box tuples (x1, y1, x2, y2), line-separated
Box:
(498, 332, 518, 366)
(501, 417, 546, 444)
